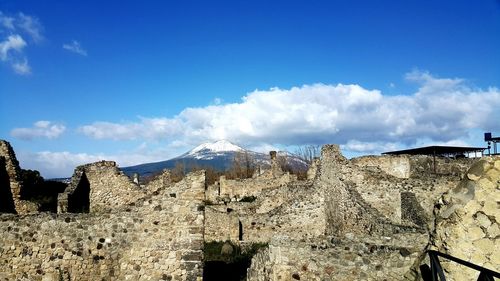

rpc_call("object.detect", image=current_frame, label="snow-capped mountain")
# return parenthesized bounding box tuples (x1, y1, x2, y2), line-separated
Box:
(121, 140, 308, 178)
(179, 140, 244, 160)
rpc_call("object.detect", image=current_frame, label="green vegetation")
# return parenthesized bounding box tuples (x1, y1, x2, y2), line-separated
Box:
(19, 169, 67, 212)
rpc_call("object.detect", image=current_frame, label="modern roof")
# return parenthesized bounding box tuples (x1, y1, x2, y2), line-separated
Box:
(382, 145, 486, 156)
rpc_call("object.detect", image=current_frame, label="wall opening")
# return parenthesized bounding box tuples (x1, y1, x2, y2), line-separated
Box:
(203, 241, 267, 281)
(0, 158, 16, 213)
(238, 220, 243, 241)
(68, 172, 90, 213)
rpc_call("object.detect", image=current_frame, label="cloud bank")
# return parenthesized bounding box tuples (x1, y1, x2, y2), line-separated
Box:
(79, 71, 500, 152)
(18, 145, 172, 179)
(11, 121, 66, 140)
(16, 71, 500, 178)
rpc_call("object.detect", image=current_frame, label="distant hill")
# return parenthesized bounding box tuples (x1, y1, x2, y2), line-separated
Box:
(120, 140, 308, 178)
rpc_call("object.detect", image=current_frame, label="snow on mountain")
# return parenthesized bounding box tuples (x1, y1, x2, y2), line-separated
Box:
(188, 140, 243, 154)
(181, 140, 245, 160)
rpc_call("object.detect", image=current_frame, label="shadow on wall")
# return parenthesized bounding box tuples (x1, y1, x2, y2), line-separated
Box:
(68, 172, 90, 213)
(0, 158, 16, 213)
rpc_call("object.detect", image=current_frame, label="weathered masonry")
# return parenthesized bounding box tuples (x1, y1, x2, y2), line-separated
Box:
(0, 139, 498, 280)
(0, 140, 205, 280)
(0, 140, 38, 214)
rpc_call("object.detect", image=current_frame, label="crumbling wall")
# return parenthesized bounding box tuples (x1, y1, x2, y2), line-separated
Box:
(340, 153, 464, 228)
(142, 169, 172, 194)
(319, 144, 401, 236)
(214, 151, 297, 202)
(0, 140, 38, 214)
(351, 155, 411, 179)
(401, 191, 427, 227)
(204, 207, 240, 242)
(218, 173, 295, 201)
(204, 180, 323, 244)
(0, 170, 205, 281)
(205, 182, 220, 203)
(58, 161, 146, 213)
(239, 187, 325, 243)
(428, 157, 500, 280)
(409, 155, 475, 177)
(245, 145, 434, 281)
(247, 233, 428, 281)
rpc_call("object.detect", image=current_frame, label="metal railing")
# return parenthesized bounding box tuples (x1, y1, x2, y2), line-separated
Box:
(420, 250, 499, 281)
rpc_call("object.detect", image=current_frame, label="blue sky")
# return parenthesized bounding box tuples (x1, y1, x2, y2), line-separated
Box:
(1, 0, 499, 178)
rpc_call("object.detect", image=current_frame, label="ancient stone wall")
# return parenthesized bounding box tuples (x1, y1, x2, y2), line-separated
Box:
(204, 207, 240, 243)
(351, 155, 411, 179)
(0, 140, 39, 214)
(400, 191, 427, 227)
(207, 151, 297, 203)
(204, 180, 323, 244)
(337, 152, 464, 228)
(218, 173, 295, 202)
(205, 182, 220, 203)
(428, 157, 499, 280)
(244, 145, 440, 281)
(247, 233, 428, 281)
(319, 144, 400, 236)
(239, 183, 325, 243)
(142, 169, 172, 194)
(0, 170, 205, 281)
(58, 161, 147, 213)
(408, 155, 475, 177)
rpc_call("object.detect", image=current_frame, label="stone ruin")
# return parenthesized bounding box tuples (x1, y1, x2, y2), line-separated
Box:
(0, 139, 498, 280)
(205, 151, 297, 204)
(0, 140, 39, 214)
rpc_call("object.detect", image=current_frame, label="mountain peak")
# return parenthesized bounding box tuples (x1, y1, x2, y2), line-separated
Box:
(188, 140, 244, 155)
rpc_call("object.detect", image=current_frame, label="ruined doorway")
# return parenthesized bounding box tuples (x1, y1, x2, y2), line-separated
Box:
(0, 158, 16, 213)
(203, 260, 251, 281)
(203, 241, 263, 281)
(68, 172, 90, 213)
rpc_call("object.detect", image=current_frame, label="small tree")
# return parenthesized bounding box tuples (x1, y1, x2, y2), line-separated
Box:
(294, 145, 321, 164)
(227, 151, 255, 179)
(276, 152, 290, 172)
(171, 161, 186, 182)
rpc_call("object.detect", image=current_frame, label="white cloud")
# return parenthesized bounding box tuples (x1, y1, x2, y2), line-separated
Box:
(79, 117, 183, 140)
(11, 121, 66, 140)
(17, 12, 43, 42)
(63, 40, 87, 56)
(0, 11, 43, 74)
(23, 71, 499, 177)
(17, 146, 174, 178)
(0, 11, 15, 30)
(79, 71, 500, 151)
(0, 34, 26, 61)
(12, 58, 30, 74)
(342, 140, 399, 153)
